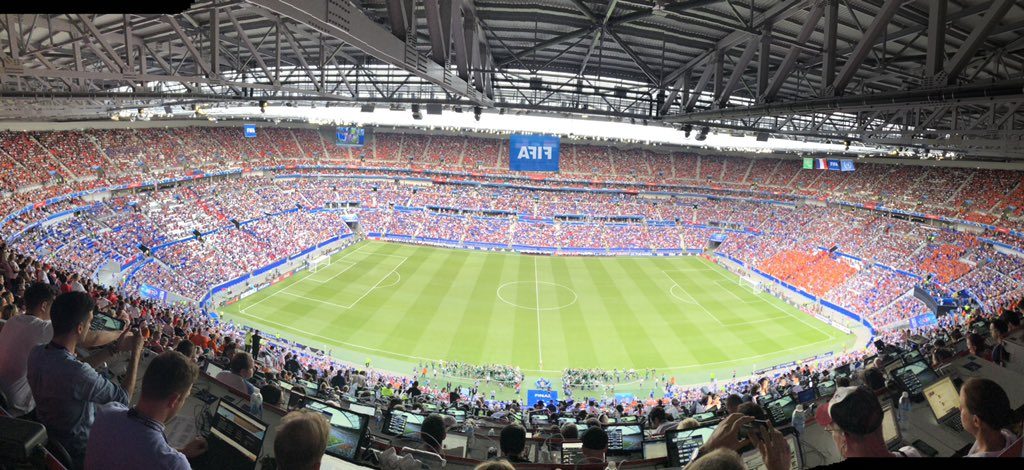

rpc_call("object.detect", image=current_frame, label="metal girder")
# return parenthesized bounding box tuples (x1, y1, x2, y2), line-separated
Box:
(247, 0, 492, 106)
(604, 27, 658, 85)
(830, 0, 912, 96)
(685, 56, 716, 112)
(661, 0, 811, 87)
(821, 0, 838, 95)
(226, 10, 279, 86)
(717, 36, 758, 106)
(762, 1, 823, 102)
(496, 27, 594, 68)
(386, 0, 414, 40)
(664, 77, 1024, 123)
(925, 0, 946, 80)
(757, 21, 771, 97)
(944, 0, 1015, 83)
(567, 0, 598, 23)
(423, 0, 452, 65)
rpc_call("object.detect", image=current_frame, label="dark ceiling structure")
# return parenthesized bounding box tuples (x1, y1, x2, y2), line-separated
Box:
(2, 1, 1024, 160)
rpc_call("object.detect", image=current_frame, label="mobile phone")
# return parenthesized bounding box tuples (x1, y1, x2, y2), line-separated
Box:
(91, 313, 126, 332)
(911, 439, 939, 457)
(739, 419, 770, 440)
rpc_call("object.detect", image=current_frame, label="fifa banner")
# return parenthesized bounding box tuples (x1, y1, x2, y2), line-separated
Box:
(510, 134, 560, 171)
(138, 284, 168, 302)
(243, 124, 257, 138)
(526, 389, 558, 407)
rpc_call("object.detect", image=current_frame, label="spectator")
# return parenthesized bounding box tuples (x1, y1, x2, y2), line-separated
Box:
(84, 351, 207, 469)
(420, 413, 447, 454)
(251, 329, 262, 360)
(560, 423, 579, 439)
(989, 319, 1011, 367)
(967, 333, 989, 360)
(475, 460, 514, 470)
(261, 381, 284, 407)
(860, 367, 887, 393)
(579, 426, 608, 463)
(174, 339, 197, 361)
(687, 448, 745, 470)
(216, 352, 256, 396)
(647, 405, 673, 435)
(498, 424, 530, 463)
(0, 282, 56, 417)
(725, 394, 743, 414)
(407, 380, 422, 398)
(27, 291, 144, 467)
(815, 386, 921, 458)
(960, 378, 1019, 457)
(273, 410, 330, 470)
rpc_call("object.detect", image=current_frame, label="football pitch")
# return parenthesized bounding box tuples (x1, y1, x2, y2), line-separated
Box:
(220, 241, 856, 388)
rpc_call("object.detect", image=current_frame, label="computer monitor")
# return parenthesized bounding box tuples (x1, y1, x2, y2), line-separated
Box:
(448, 409, 466, 424)
(207, 362, 226, 378)
(286, 391, 307, 410)
(796, 388, 816, 405)
(924, 376, 960, 421)
(763, 395, 798, 427)
(881, 405, 901, 449)
(209, 399, 268, 463)
(530, 413, 550, 428)
(605, 424, 644, 454)
(619, 415, 639, 424)
(892, 360, 940, 397)
(902, 350, 923, 365)
(311, 404, 370, 463)
(642, 440, 668, 460)
(835, 363, 852, 377)
(559, 442, 584, 465)
(422, 403, 439, 413)
(666, 426, 716, 468)
(348, 403, 376, 417)
(382, 410, 426, 437)
(278, 381, 294, 392)
(558, 417, 576, 426)
(741, 428, 801, 470)
(442, 433, 468, 458)
(815, 380, 836, 399)
(883, 357, 905, 377)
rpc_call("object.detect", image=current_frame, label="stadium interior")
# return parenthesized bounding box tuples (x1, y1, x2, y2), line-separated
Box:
(3, 1, 1024, 469)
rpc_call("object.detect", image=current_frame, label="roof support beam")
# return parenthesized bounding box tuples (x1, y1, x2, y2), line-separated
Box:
(386, 0, 414, 40)
(821, 0, 838, 95)
(717, 36, 758, 107)
(925, 0, 946, 80)
(685, 56, 716, 112)
(226, 10, 278, 86)
(944, 0, 1015, 83)
(763, 1, 823, 102)
(757, 21, 771, 99)
(831, 0, 911, 96)
(247, 0, 492, 106)
(423, 0, 452, 65)
(662, 0, 811, 87)
(605, 27, 658, 85)
(496, 27, 593, 68)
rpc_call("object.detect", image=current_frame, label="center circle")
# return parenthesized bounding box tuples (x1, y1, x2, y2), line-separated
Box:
(496, 281, 578, 311)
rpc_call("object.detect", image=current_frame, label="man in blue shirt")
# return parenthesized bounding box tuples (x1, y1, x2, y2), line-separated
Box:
(27, 292, 143, 467)
(85, 351, 208, 469)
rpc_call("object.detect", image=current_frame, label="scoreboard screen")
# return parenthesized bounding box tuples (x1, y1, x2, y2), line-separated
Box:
(336, 127, 365, 146)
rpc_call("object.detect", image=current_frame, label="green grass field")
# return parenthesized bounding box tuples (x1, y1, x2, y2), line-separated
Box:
(220, 241, 856, 389)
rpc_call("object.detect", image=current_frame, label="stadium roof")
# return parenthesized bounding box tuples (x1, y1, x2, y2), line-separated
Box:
(2, 1, 1024, 161)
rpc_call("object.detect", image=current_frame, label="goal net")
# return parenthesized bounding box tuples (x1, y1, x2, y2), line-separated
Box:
(308, 255, 330, 273)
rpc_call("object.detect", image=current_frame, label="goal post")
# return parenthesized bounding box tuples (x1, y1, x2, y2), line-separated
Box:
(308, 255, 330, 273)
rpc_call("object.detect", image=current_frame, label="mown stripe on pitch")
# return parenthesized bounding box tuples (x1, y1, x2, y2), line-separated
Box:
(444, 250, 505, 364)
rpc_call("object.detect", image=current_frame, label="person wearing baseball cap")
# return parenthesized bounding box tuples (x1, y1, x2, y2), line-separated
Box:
(816, 386, 922, 458)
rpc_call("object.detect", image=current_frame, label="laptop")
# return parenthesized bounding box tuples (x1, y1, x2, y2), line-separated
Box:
(382, 410, 426, 437)
(892, 360, 940, 400)
(924, 377, 965, 433)
(815, 380, 836, 399)
(559, 441, 584, 465)
(881, 405, 902, 451)
(762, 395, 797, 428)
(692, 411, 718, 424)
(442, 433, 468, 458)
(642, 440, 668, 460)
(195, 399, 268, 470)
(605, 423, 644, 455)
(347, 403, 376, 417)
(316, 404, 371, 463)
(902, 350, 924, 365)
(665, 426, 716, 468)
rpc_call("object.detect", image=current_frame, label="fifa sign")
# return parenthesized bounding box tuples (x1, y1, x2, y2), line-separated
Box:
(509, 134, 560, 171)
